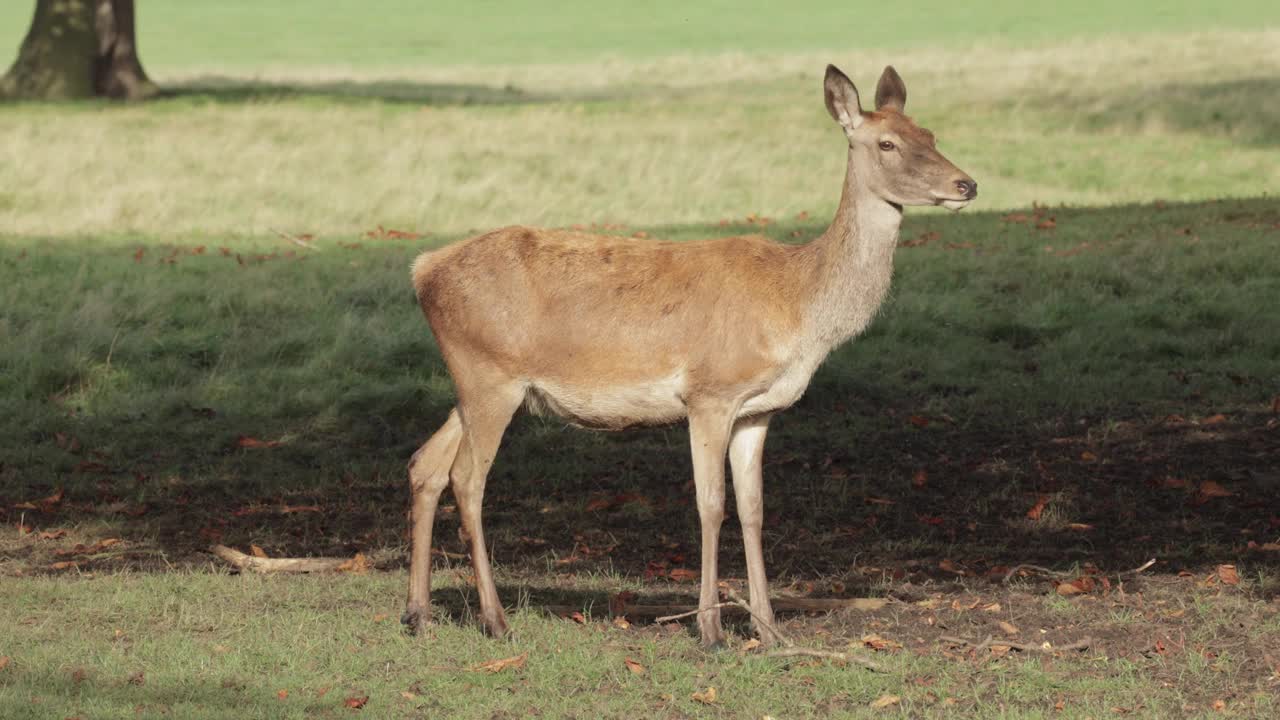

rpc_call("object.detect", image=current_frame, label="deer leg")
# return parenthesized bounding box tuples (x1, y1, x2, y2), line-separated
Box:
(449, 385, 523, 638)
(688, 405, 735, 648)
(729, 413, 781, 645)
(402, 409, 463, 634)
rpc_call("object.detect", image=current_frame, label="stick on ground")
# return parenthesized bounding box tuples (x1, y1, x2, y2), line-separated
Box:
(209, 544, 356, 573)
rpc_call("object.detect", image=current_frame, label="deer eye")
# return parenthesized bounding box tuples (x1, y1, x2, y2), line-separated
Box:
(878, 140, 896, 151)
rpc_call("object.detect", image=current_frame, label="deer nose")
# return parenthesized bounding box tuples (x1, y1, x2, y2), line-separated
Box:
(955, 179, 977, 199)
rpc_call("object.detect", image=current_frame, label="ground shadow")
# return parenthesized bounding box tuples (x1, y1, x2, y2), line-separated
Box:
(158, 75, 600, 106)
(1027, 76, 1280, 146)
(2, 198, 1278, 596)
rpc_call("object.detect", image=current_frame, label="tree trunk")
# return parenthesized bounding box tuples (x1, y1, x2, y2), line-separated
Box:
(1, 0, 158, 100)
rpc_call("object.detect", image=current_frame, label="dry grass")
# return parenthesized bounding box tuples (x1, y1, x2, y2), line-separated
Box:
(2, 31, 1277, 239)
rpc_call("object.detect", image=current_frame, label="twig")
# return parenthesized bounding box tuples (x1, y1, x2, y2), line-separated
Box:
(1117, 558, 1157, 576)
(654, 602, 737, 624)
(268, 227, 319, 250)
(766, 646, 882, 671)
(941, 634, 1093, 656)
(1003, 557, 1158, 584)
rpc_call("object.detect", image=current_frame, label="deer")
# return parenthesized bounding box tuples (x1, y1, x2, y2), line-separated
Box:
(401, 64, 977, 648)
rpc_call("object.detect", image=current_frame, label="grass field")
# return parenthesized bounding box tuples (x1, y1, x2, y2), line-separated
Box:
(2, 2, 1280, 718)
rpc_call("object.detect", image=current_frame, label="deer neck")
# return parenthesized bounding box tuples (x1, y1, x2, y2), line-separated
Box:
(803, 149, 903, 347)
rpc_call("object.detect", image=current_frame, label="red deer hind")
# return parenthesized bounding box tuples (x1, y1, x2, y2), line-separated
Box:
(402, 64, 976, 647)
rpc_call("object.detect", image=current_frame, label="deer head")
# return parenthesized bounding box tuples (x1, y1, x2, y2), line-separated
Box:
(824, 64, 976, 210)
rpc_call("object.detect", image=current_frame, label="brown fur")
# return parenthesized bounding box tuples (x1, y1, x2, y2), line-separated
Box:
(400, 65, 976, 647)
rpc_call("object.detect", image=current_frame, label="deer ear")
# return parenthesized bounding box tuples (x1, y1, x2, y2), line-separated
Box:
(824, 64, 863, 131)
(875, 65, 906, 111)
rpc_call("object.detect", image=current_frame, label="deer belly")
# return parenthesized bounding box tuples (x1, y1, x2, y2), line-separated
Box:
(738, 357, 819, 417)
(525, 375, 688, 430)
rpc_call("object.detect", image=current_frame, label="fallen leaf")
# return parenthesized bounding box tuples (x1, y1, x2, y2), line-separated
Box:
(908, 415, 930, 428)
(17, 523, 33, 535)
(870, 694, 901, 709)
(911, 469, 928, 488)
(865, 496, 895, 506)
(691, 687, 718, 705)
(127, 671, 145, 685)
(235, 436, 282, 449)
(938, 559, 964, 574)
(668, 568, 699, 582)
(335, 553, 371, 574)
(624, 658, 646, 675)
(612, 616, 631, 630)
(372, 613, 388, 623)
(250, 545, 268, 558)
(0, 656, 10, 671)
(740, 638, 763, 653)
(1065, 523, 1094, 532)
(998, 621, 1021, 636)
(277, 689, 289, 700)
(1212, 699, 1226, 712)
(1217, 564, 1239, 586)
(471, 652, 527, 673)
(1027, 495, 1050, 521)
(54, 538, 121, 557)
(1055, 577, 1095, 596)
(344, 695, 369, 709)
(399, 691, 416, 700)
(1080, 451, 1098, 462)
(1197, 481, 1233, 498)
(1036, 218, 1057, 230)
(1200, 413, 1228, 426)
(982, 602, 1002, 613)
(862, 633, 903, 652)
(279, 504, 321, 514)
(569, 611, 586, 624)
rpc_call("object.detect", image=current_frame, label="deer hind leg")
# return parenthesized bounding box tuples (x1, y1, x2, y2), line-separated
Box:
(688, 404, 736, 648)
(402, 409, 463, 634)
(729, 413, 781, 645)
(449, 381, 524, 637)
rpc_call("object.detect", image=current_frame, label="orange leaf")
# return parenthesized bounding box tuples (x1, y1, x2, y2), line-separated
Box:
(50, 560, 79, 570)
(1197, 481, 1233, 498)
(1200, 413, 1228, 426)
(277, 690, 289, 701)
(1217, 564, 1239, 586)
(471, 652, 527, 673)
(1065, 523, 1094, 532)
(861, 633, 903, 652)
(668, 568, 698, 582)
(335, 553, 371, 574)
(1026, 495, 1050, 521)
(870, 694, 901, 709)
(236, 436, 282, 449)
(0, 656, 9, 671)
(691, 687, 718, 705)
(624, 658, 646, 675)
(343, 695, 369, 709)
(279, 504, 321, 514)
(250, 545, 268, 558)
(908, 415, 930, 428)
(569, 611, 586, 624)
(911, 469, 928, 488)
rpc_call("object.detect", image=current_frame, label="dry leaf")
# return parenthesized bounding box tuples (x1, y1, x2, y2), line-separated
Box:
(344, 695, 369, 709)
(861, 633, 903, 651)
(399, 691, 416, 700)
(1065, 523, 1094, 532)
(612, 616, 631, 630)
(908, 415, 930, 428)
(1212, 699, 1226, 712)
(982, 602, 1002, 613)
(624, 658, 646, 675)
(1080, 451, 1098, 462)
(1026, 495, 1050, 521)
(911, 469, 928, 488)
(998, 621, 1021, 636)
(740, 638, 763, 653)
(471, 652, 527, 673)
(1200, 414, 1228, 426)
(335, 553, 371, 574)
(235, 436, 282, 449)
(250, 545, 268, 558)
(372, 613, 388, 623)
(1217, 564, 1239, 586)
(668, 568, 698, 582)
(569, 611, 586, 624)
(49, 560, 79, 570)
(0, 656, 10, 671)
(277, 689, 288, 700)
(38, 529, 68, 540)
(870, 694, 901, 709)
(127, 671, 145, 685)
(691, 687, 718, 705)
(1197, 481, 1233, 498)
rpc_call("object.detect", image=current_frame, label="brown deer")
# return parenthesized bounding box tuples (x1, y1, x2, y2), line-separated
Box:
(402, 64, 976, 648)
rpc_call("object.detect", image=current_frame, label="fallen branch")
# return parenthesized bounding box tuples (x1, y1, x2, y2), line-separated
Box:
(268, 227, 319, 250)
(210, 544, 354, 573)
(941, 634, 1093, 656)
(555, 596, 889, 621)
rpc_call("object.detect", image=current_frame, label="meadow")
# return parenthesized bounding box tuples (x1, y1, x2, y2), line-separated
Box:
(2, 2, 1279, 718)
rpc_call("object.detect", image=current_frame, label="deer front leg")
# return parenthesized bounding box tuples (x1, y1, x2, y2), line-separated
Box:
(403, 409, 462, 634)
(729, 413, 781, 645)
(688, 405, 734, 649)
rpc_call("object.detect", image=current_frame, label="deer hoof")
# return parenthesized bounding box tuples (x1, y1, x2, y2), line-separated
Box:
(401, 606, 430, 635)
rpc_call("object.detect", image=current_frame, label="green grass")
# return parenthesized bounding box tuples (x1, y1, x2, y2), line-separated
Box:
(2, 3, 1280, 718)
(5, 1, 1279, 69)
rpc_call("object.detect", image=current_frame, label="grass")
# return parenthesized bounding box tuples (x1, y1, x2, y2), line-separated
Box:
(2, 2, 1280, 718)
